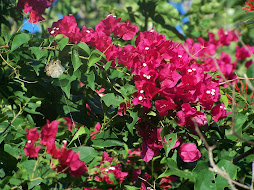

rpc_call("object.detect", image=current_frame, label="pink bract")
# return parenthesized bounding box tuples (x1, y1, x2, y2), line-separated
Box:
(17, 0, 52, 23)
(114, 19, 139, 40)
(211, 103, 231, 122)
(179, 143, 201, 162)
(25, 128, 39, 141)
(90, 122, 101, 139)
(40, 120, 59, 145)
(62, 117, 73, 132)
(24, 141, 41, 158)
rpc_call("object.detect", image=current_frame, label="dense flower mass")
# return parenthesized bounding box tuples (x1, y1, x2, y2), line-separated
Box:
(24, 120, 87, 177)
(47, 15, 240, 163)
(50, 141, 88, 177)
(17, 0, 55, 23)
(93, 152, 128, 184)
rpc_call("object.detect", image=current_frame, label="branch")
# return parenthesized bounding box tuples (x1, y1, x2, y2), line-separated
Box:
(193, 121, 251, 190)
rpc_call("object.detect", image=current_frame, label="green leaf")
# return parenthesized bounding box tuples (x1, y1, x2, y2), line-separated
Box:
(88, 53, 101, 68)
(72, 146, 98, 163)
(193, 161, 216, 190)
(70, 127, 89, 144)
(19, 160, 36, 178)
(11, 33, 30, 52)
(159, 158, 194, 181)
(72, 48, 82, 72)
(104, 61, 112, 71)
(58, 37, 69, 51)
(61, 83, 71, 99)
(155, 2, 179, 18)
(109, 69, 126, 79)
(124, 185, 139, 190)
(78, 42, 91, 55)
(4, 144, 19, 159)
(30, 47, 48, 60)
(163, 133, 177, 156)
(101, 93, 124, 107)
(215, 159, 239, 190)
(28, 178, 42, 190)
(86, 71, 95, 90)
(235, 112, 247, 135)
(120, 84, 137, 97)
(220, 90, 228, 108)
(92, 139, 124, 148)
(247, 59, 254, 79)
(126, 111, 139, 135)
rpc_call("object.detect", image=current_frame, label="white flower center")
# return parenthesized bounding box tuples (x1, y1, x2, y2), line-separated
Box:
(145, 47, 149, 50)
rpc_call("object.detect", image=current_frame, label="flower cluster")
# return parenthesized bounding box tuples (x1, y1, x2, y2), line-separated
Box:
(48, 15, 235, 163)
(17, 0, 55, 23)
(94, 152, 128, 184)
(48, 15, 138, 66)
(24, 119, 87, 177)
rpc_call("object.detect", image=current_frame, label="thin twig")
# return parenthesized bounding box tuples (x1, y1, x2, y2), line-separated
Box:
(193, 121, 250, 190)
(234, 30, 253, 58)
(0, 53, 38, 83)
(243, 73, 254, 92)
(138, 176, 156, 190)
(232, 147, 254, 163)
(230, 85, 254, 146)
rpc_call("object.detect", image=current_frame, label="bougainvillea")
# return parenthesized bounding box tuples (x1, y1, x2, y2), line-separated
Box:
(3, 1, 254, 189)
(17, 0, 55, 23)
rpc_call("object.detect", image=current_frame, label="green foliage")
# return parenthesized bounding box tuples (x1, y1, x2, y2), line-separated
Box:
(1, 0, 254, 189)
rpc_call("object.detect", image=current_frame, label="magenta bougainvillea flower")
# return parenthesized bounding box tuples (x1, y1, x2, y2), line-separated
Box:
(25, 128, 39, 141)
(236, 45, 254, 60)
(48, 15, 82, 43)
(242, 0, 254, 12)
(118, 102, 130, 116)
(62, 117, 73, 132)
(90, 122, 101, 139)
(50, 141, 87, 177)
(138, 126, 181, 162)
(17, 0, 54, 23)
(93, 152, 128, 184)
(24, 140, 41, 158)
(40, 120, 59, 145)
(95, 14, 121, 36)
(177, 103, 207, 128)
(113, 19, 139, 40)
(95, 88, 105, 97)
(155, 99, 177, 116)
(24, 128, 41, 158)
(140, 172, 151, 190)
(211, 103, 231, 122)
(178, 143, 201, 162)
(160, 176, 178, 190)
